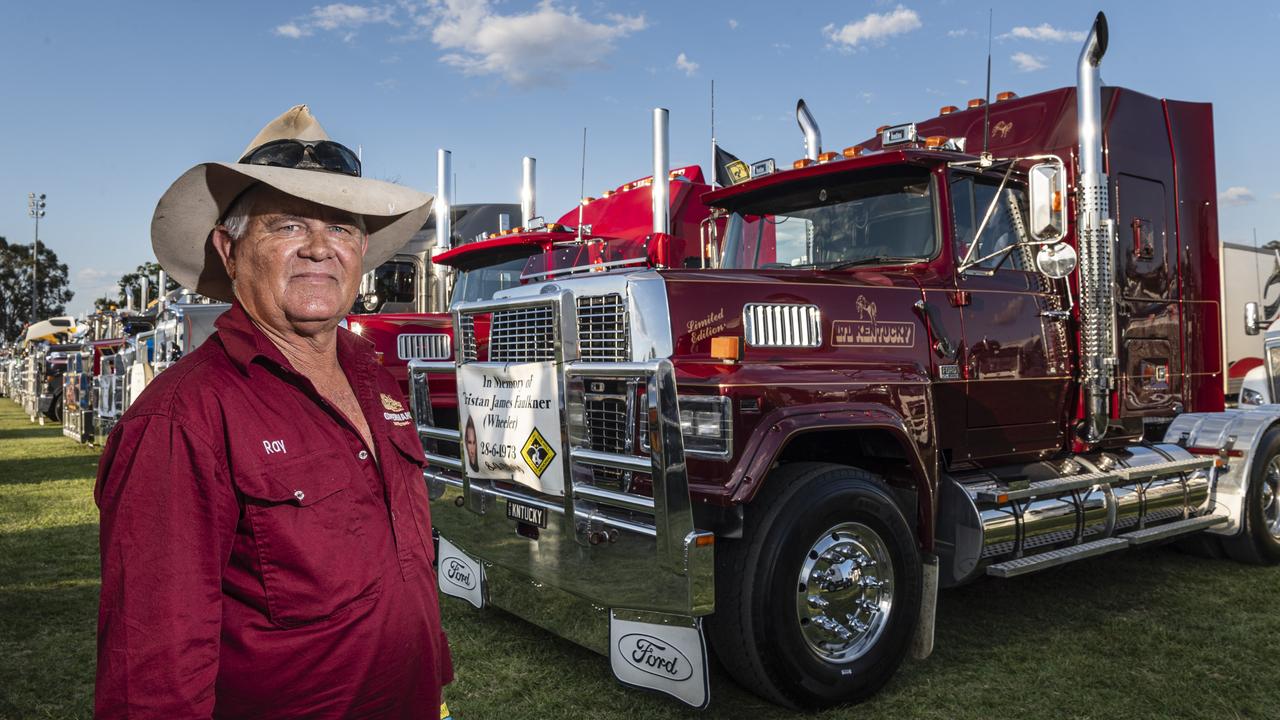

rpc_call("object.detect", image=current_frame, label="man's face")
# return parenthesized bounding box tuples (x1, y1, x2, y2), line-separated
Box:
(212, 186, 367, 337)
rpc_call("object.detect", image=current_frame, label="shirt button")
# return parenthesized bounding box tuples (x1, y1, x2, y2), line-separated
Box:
(358, 450, 369, 460)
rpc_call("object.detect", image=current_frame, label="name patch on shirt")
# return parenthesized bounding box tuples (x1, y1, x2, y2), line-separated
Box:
(263, 439, 287, 455)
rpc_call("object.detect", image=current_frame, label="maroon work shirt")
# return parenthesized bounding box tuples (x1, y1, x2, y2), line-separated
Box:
(95, 303, 452, 719)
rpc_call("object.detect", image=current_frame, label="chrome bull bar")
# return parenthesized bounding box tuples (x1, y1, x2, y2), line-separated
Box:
(408, 289, 713, 617)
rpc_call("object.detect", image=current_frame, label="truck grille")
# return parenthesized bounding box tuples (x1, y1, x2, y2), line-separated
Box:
(397, 333, 451, 361)
(577, 294, 629, 362)
(584, 384, 634, 490)
(489, 306, 556, 362)
(459, 316, 478, 362)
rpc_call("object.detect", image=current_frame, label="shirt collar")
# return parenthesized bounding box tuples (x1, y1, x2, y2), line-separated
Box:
(215, 301, 374, 377)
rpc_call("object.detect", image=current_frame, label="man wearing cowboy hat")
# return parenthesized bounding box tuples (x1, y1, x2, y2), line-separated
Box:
(94, 106, 452, 718)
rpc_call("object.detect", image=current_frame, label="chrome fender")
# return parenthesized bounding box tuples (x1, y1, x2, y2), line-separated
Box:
(1164, 406, 1280, 536)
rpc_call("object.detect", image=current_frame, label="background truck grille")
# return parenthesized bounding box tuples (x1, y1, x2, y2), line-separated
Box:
(577, 294, 629, 362)
(489, 306, 556, 362)
(397, 333, 452, 361)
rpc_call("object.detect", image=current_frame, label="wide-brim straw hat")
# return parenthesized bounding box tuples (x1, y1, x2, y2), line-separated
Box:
(151, 105, 433, 302)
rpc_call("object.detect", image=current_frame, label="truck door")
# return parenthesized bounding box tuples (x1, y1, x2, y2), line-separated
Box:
(1114, 173, 1181, 420)
(950, 173, 1072, 462)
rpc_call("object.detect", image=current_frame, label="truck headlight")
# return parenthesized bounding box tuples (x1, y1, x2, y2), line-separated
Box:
(641, 395, 733, 458)
(1241, 387, 1265, 406)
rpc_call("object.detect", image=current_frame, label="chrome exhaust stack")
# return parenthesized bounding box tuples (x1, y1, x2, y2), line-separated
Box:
(156, 270, 167, 312)
(429, 149, 453, 313)
(521, 156, 536, 227)
(796, 99, 822, 162)
(652, 108, 670, 236)
(140, 276, 150, 311)
(1075, 12, 1116, 443)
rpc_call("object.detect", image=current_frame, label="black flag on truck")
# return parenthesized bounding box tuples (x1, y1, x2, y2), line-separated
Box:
(715, 145, 751, 187)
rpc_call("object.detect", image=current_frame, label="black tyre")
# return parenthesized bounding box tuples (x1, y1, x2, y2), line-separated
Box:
(707, 462, 922, 710)
(1223, 427, 1280, 565)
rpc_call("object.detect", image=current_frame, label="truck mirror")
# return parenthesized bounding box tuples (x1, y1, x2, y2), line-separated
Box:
(1027, 161, 1067, 241)
(1034, 242, 1077, 280)
(1245, 301, 1262, 336)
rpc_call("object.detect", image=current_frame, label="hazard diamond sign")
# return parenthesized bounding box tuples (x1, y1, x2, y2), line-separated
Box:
(521, 427, 557, 478)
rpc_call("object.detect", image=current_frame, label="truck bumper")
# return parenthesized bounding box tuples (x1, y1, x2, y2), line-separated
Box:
(431, 477, 714, 654)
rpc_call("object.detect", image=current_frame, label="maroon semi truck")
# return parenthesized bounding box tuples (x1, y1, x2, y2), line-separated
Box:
(409, 14, 1276, 709)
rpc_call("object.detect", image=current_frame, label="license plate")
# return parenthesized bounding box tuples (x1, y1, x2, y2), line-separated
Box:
(506, 499, 548, 528)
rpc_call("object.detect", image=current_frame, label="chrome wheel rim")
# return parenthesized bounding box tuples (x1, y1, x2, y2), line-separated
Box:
(1263, 456, 1280, 540)
(795, 521, 895, 664)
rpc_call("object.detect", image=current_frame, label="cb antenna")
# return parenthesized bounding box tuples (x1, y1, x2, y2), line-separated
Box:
(981, 8, 994, 167)
(577, 127, 588, 242)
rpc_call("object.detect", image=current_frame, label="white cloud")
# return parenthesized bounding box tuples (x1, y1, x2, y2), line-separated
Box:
(728, 18, 738, 30)
(274, 3, 395, 39)
(1273, 192, 1280, 201)
(1011, 52, 1046, 72)
(423, 0, 646, 85)
(1220, 186, 1256, 206)
(1003, 23, 1085, 42)
(274, 22, 309, 38)
(823, 5, 921, 49)
(674, 52, 698, 76)
(947, 28, 970, 38)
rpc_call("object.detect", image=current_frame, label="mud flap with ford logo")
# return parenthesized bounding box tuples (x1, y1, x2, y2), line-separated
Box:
(609, 610, 710, 709)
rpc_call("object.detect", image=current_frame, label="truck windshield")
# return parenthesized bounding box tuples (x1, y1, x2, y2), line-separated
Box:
(719, 169, 936, 270)
(452, 256, 529, 304)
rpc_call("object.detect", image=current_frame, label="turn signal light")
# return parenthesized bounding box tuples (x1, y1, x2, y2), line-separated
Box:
(939, 105, 959, 115)
(968, 98, 985, 108)
(512, 226, 525, 234)
(694, 534, 715, 548)
(842, 145, 864, 158)
(582, 197, 595, 204)
(602, 190, 614, 198)
(817, 151, 839, 163)
(710, 336, 741, 363)
(924, 136, 946, 149)
(1052, 191, 1062, 212)
(792, 158, 815, 169)
(996, 91, 1017, 102)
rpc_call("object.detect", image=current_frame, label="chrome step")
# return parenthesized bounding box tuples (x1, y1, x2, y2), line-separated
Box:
(986, 537, 1128, 578)
(1112, 457, 1213, 481)
(1121, 514, 1228, 546)
(974, 471, 1116, 503)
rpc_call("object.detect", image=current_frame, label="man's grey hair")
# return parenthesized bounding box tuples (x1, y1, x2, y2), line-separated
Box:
(218, 185, 367, 241)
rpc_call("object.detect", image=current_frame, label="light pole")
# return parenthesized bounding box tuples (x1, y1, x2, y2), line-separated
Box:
(27, 192, 46, 322)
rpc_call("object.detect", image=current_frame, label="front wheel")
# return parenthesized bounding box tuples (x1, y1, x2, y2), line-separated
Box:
(708, 462, 921, 710)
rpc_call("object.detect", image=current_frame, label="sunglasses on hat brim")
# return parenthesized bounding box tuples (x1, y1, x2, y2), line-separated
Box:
(238, 139, 362, 177)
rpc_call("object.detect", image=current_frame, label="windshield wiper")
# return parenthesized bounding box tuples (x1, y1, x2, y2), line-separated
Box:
(813, 256, 926, 271)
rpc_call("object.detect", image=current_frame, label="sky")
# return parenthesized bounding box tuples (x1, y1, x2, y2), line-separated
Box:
(2, 0, 1278, 317)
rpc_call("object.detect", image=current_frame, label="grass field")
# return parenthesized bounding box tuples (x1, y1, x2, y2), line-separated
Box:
(2, 396, 1278, 719)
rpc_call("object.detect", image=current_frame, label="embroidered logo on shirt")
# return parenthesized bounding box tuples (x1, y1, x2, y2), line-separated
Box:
(381, 393, 413, 426)
(263, 439, 287, 455)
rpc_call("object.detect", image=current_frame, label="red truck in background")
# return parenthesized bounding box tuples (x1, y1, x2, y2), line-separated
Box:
(350, 150, 719, 404)
(408, 13, 1280, 710)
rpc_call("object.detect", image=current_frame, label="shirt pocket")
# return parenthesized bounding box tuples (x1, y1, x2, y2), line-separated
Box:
(387, 429, 438, 569)
(236, 449, 382, 627)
